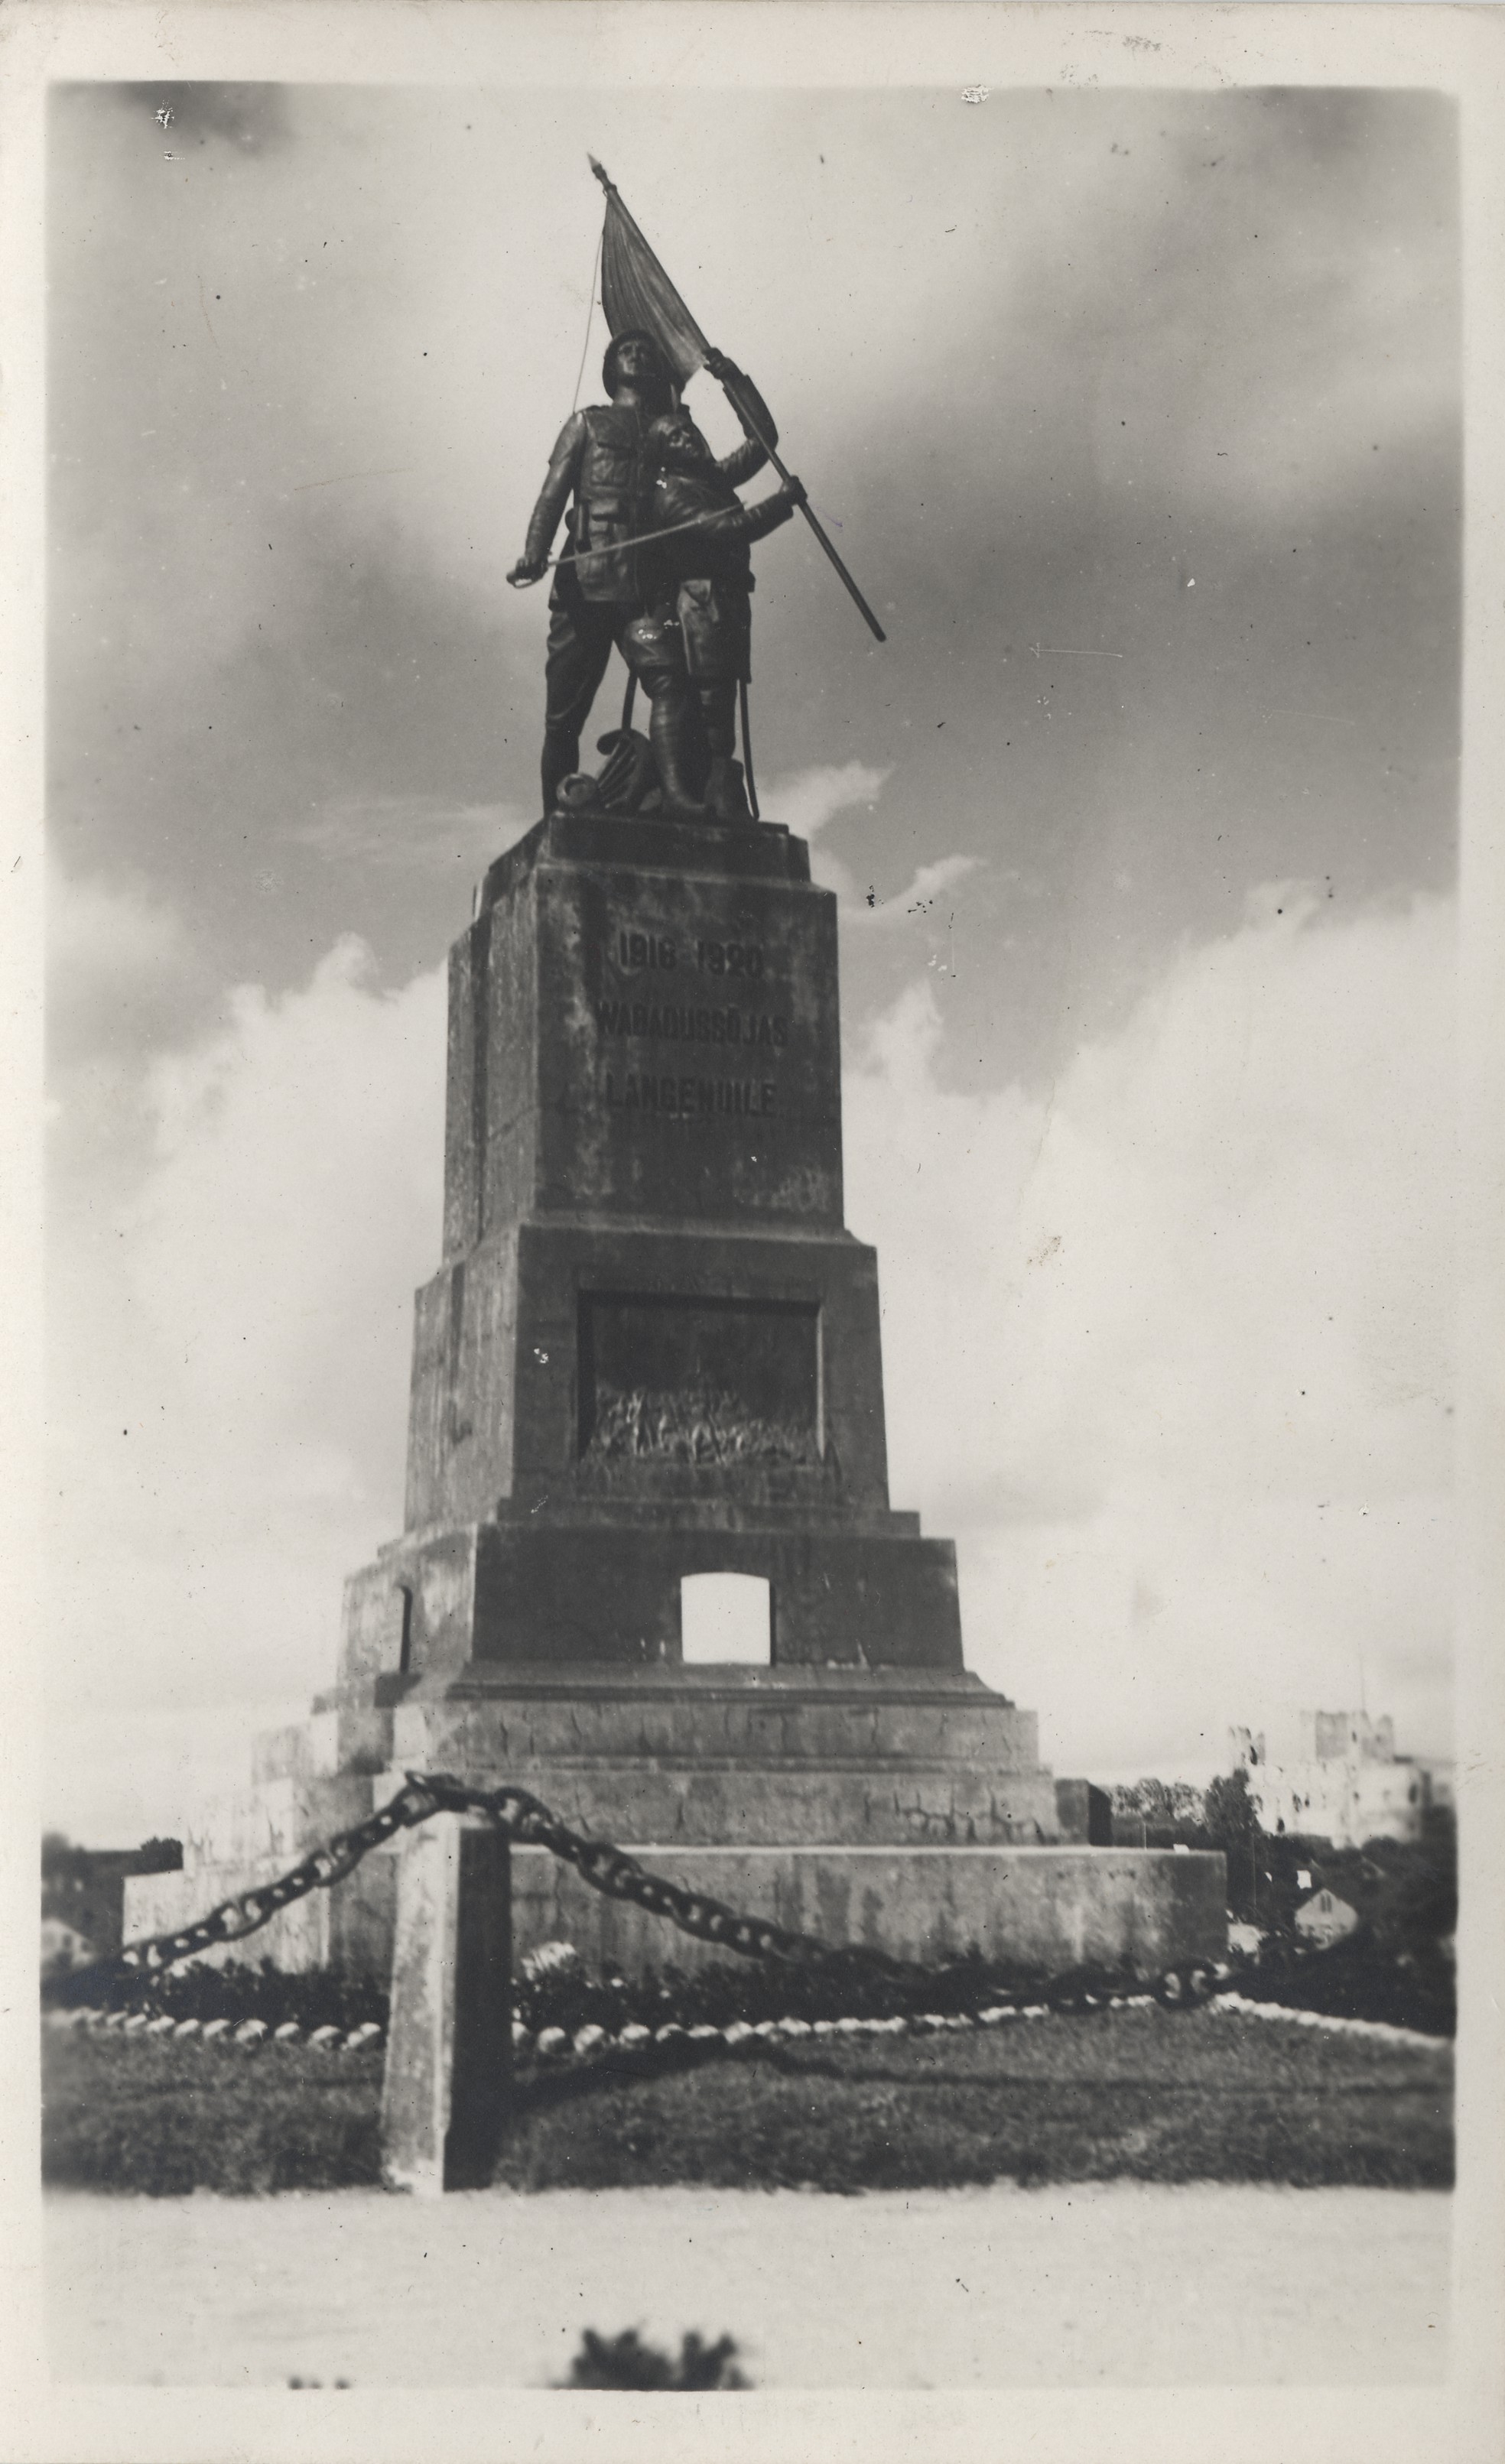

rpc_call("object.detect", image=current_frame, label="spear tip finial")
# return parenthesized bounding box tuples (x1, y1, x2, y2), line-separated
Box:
(587, 154, 613, 190)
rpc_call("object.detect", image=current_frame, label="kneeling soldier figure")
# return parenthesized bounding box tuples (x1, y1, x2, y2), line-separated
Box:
(629, 405, 806, 821)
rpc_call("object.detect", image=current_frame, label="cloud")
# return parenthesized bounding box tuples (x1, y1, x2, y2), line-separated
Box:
(46, 860, 197, 1064)
(47, 865, 187, 981)
(129, 940, 444, 1461)
(46, 881, 1455, 1839)
(45, 861, 217, 1203)
(46, 939, 446, 1838)
(295, 794, 535, 870)
(756, 761, 979, 950)
(861, 853, 980, 937)
(759, 761, 890, 842)
(48, 83, 1458, 1096)
(846, 887, 1455, 1778)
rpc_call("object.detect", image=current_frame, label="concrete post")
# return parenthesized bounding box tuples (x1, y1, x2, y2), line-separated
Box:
(380, 1813, 512, 2195)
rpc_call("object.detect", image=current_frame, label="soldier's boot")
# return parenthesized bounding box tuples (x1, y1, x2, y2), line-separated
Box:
(648, 695, 709, 817)
(706, 755, 753, 826)
(541, 733, 580, 816)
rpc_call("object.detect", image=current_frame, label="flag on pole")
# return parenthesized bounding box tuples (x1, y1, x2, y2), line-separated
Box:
(587, 156, 888, 644)
(598, 178, 710, 388)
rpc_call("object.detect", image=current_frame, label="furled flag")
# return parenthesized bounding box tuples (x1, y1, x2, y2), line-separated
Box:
(587, 156, 886, 643)
(596, 173, 710, 388)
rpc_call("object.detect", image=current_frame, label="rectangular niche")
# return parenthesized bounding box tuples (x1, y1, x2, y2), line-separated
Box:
(578, 1291, 821, 1466)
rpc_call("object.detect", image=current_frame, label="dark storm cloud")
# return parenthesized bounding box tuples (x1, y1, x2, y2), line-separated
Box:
(732, 86, 1461, 1083)
(46, 82, 1459, 1084)
(49, 504, 524, 1004)
(789, 417, 1459, 1085)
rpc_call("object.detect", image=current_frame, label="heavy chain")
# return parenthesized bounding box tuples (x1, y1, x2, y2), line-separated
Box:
(69, 1770, 1217, 2010)
(416, 1772, 924, 1982)
(86, 1772, 924, 1997)
(97, 1776, 450, 1983)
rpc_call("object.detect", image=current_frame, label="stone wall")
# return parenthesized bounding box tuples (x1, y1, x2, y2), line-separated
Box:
(509, 1843, 1228, 1979)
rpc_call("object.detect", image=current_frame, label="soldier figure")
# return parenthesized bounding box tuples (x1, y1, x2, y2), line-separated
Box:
(629, 401, 806, 820)
(507, 330, 674, 813)
(510, 333, 785, 816)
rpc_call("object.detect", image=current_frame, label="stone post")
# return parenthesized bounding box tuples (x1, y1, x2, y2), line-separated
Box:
(380, 1813, 512, 2195)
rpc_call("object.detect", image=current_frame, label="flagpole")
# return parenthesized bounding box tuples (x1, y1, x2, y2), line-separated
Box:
(588, 158, 887, 645)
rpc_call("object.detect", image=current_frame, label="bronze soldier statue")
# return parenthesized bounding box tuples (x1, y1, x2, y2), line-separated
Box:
(507, 329, 674, 813)
(509, 333, 786, 815)
(627, 401, 806, 820)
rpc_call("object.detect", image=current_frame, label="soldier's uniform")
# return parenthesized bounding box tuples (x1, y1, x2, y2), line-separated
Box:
(633, 446, 801, 803)
(521, 404, 771, 811)
(521, 403, 651, 811)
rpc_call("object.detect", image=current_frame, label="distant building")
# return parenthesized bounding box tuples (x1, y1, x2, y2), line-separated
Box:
(1419, 1761, 1455, 1810)
(41, 1839, 183, 1956)
(1294, 1889, 1360, 1949)
(41, 1917, 94, 1972)
(1230, 1710, 1432, 1848)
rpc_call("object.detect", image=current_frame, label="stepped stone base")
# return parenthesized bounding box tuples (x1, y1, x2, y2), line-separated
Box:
(124, 1670, 1224, 1985)
(509, 1842, 1227, 1979)
(384, 1664, 1062, 1848)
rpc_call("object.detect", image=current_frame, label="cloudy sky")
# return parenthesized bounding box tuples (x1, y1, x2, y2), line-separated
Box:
(45, 77, 1459, 1841)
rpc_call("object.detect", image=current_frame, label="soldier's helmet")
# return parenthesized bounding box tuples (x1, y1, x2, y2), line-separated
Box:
(602, 328, 673, 400)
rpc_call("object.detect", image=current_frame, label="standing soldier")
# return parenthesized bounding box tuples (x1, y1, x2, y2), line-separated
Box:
(507, 329, 672, 814)
(509, 331, 785, 813)
(629, 404, 805, 820)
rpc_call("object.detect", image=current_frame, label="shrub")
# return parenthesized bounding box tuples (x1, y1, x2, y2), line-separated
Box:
(47, 1956, 388, 2034)
(512, 1947, 1086, 2039)
(557, 2329, 749, 2390)
(1234, 1931, 1455, 2037)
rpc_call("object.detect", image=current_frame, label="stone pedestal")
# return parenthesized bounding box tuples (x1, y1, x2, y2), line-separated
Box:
(126, 807, 1225, 1988)
(325, 810, 1047, 1859)
(373, 809, 963, 1676)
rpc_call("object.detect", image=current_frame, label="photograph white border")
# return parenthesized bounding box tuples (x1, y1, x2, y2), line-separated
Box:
(2, 7, 1501, 2459)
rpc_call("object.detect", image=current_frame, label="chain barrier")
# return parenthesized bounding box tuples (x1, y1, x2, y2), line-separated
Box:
(74, 1777, 447, 1986)
(416, 1772, 931, 1984)
(54, 1770, 1230, 2015)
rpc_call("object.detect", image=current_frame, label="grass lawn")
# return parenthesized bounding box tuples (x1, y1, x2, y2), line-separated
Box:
(44, 2005, 1452, 2198)
(44, 2035, 385, 2196)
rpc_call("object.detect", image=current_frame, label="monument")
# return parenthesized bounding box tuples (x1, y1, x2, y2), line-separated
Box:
(128, 169, 1224, 1997)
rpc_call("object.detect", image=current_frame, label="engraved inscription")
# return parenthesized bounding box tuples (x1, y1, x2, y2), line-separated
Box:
(606, 1072, 777, 1118)
(603, 927, 785, 1118)
(613, 927, 766, 979)
(596, 998, 788, 1049)
(616, 930, 678, 972)
(694, 939, 764, 979)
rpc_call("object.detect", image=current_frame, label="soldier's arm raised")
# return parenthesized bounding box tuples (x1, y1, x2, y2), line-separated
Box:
(509, 413, 588, 583)
(704, 349, 779, 487)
